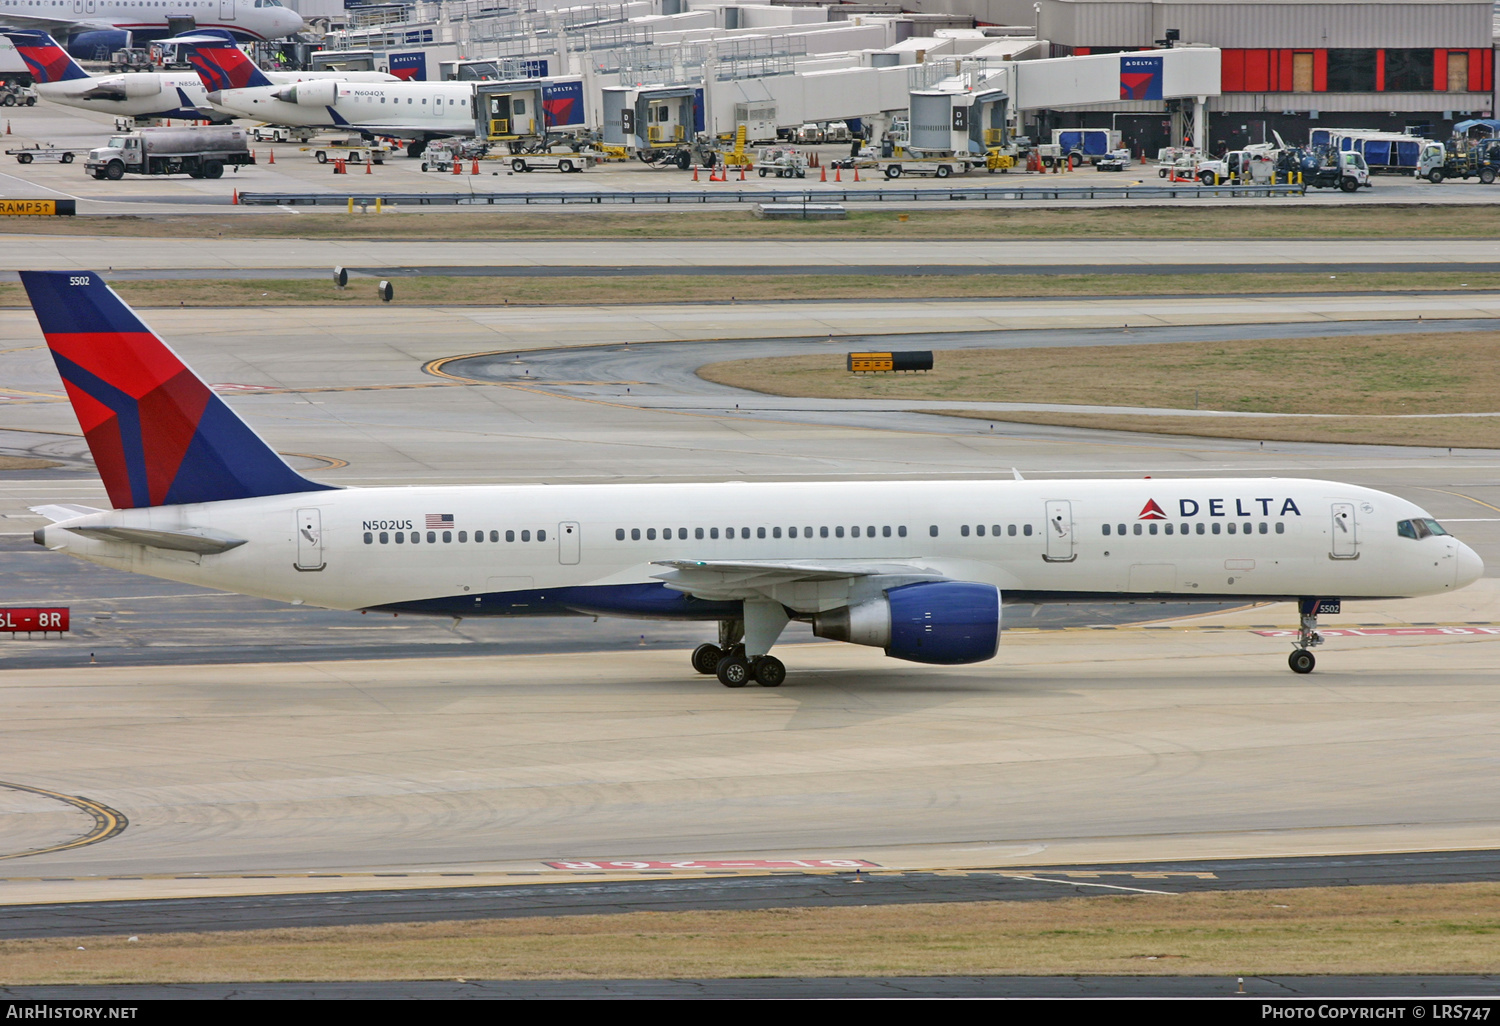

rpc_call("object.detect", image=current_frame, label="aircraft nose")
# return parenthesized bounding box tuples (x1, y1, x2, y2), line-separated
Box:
(1456, 541, 1485, 589)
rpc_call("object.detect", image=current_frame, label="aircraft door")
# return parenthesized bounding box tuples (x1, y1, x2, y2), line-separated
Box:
(1330, 502, 1358, 559)
(1043, 500, 1076, 562)
(296, 508, 325, 570)
(432, 93, 444, 118)
(221, 0, 236, 20)
(558, 521, 580, 565)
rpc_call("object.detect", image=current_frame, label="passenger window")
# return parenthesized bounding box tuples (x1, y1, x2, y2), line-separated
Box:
(1102, 524, 1111, 536)
(677, 528, 686, 540)
(490, 531, 499, 542)
(1196, 523, 1205, 535)
(1023, 525, 1032, 537)
(710, 528, 719, 539)
(930, 525, 939, 537)
(458, 531, 467, 542)
(364, 532, 373, 544)
(960, 525, 970, 537)
(757, 527, 766, 539)
(379, 532, 388, 544)
(538, 530, 546, 542)
(443, 531, 452, 543)
(695, 527, 704, 540)
(423, 531, 433, 543)
(773, 527, 781, 538)
(1227, 523, 1236, 535)
(899, 526, 907, 537)
(631, 528, 640, 540)
(867, 526, 875, 536)
(852, 526, 861, 538)
(836, 526, 845, 538)
(616, 529, 625, 540)
(1133, 524, 1142, 536)
(1259, 523, 1268, 534)
(789, 527, 798, 538)
(821, 527, 829, 538)
(522, 530, 532, 542)
(741, 528, 750, 539)
(647, 528, 656, 540)
(506, 530, 516, 542)
(1148, 524, 1158, 535)
(884, 526, 892, 537)
(1211, 523, 1221, 535)
(976, 525, 986, 537)
(1164, 524, 1173, 535)
(1275, 523, 1284, 534)
(395, 532, 405, 544)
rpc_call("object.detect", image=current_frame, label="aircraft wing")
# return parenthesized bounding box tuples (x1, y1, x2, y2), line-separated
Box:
(0, 14, 90, 34)
(652, 558, 944, 604)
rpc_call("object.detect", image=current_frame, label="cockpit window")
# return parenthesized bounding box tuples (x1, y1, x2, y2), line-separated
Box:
(1398, 518, 1449, 539)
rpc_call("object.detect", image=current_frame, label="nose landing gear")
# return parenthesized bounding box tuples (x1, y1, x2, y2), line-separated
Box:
(1289, 597, 1335, 674)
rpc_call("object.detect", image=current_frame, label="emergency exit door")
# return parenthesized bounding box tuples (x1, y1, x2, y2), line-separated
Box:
(221, 0, 236, 20)
(296, 508, 324, 570)
(558, 521, 580, 565)
(1043, 500, 1076, 562)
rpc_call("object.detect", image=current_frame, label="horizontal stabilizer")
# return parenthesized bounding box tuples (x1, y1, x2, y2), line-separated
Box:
(30, 503, 104, 523)
(65, 525, 247, 555)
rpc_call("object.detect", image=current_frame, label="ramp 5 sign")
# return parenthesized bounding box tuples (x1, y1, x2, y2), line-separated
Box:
(1121, 55, 1163, 100)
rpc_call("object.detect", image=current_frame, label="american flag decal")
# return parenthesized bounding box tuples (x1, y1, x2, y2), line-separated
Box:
(425, 513, 455, 529)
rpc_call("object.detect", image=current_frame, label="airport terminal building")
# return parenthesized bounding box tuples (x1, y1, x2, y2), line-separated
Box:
(911, 0, 1497, 152)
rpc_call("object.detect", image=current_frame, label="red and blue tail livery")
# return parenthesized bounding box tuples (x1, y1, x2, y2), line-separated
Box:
(4, 31, 91, 84)
(180, 37, 274, 91)
(20, 271, 335, 510)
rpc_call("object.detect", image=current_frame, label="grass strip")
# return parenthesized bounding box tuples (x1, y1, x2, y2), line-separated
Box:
(3, 884, 1498, 983)
(0, 274, 1498, 309)
(0, 455, 60, 470)
(6, 205, 1500, 240)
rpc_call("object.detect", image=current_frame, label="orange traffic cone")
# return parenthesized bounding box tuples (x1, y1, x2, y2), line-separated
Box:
(268, 149, 274, 164)
(471, 159, 480, 175)
(692, 165, 699, 181)
(835, 166, 841, 182)
(232, 188, 238, 204)
(365, 158, 372, 174)
(452, 158, 460, 175)
(820, 164, 826, 182)
(853, 165, 860, 182)
(739, 165, 745, 181)
(4, 121, 9, 135)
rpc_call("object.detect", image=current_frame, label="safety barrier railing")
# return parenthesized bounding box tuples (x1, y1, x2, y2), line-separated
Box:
(237, 183, 1309, 206)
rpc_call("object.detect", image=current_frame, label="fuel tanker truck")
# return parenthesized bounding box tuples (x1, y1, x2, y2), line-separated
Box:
(85, 125, 254, 180)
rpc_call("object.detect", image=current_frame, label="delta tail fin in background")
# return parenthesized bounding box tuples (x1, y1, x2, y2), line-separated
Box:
(178, 35, 275, 92)
(20, 271, 336, 510)
(4, 31, 91, 84)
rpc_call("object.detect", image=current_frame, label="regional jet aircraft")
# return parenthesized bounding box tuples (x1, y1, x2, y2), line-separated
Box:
(0, 0, 301, 58)
(20, 272, 1485, 685)
(4, 30, 396, 121)
(181, 36, 473, 156)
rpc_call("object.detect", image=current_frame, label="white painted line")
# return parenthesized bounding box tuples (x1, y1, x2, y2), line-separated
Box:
(1004, 873, 1177, 896)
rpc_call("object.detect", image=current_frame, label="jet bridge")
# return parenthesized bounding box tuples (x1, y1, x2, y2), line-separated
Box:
(474, 76, 587, 144)
(603, 84, 704, 151)
(908, 85, 1007, 154)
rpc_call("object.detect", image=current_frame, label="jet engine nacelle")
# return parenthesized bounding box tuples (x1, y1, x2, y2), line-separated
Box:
(67, 29, 131, 61)
(272, 80, 338, 106)
(93, 74, 164, 99)
(813, 581, 1000, 664)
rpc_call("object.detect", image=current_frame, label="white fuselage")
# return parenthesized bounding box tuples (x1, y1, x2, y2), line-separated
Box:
(0, 0, 302, 42)
(39, 478, 1482, 621)
(35, 68, 206, 117)
(205, 79, 476, 138)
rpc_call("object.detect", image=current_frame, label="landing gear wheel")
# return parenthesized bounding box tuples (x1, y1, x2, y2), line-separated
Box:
(1289, 649, 1316, 674)
(691, 643, 723, 676)
(716, 655, 752, 688)
(752, 656, 786, 687)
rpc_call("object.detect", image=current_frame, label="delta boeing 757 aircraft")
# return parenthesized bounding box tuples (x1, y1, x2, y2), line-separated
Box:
(21, 272, 1485, 685)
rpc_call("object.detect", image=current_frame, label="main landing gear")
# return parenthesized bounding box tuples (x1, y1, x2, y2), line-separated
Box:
(1288, 597, 1331, 674)
(690, 610, 789, 688)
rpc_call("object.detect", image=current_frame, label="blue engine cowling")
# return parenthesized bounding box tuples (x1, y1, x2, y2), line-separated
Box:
(887, 581, 1000, 664)
(67, 29, 132, 61)
(813, 581, 1000, 665)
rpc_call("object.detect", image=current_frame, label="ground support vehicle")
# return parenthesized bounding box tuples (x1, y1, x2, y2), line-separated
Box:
(250, 126, 316, 144)
(880, 153, 986, 180)
(418, 139, 489, 172)
(85, 125, 252, 180)
(7, 145, 75, 164)
(1280, 147, 1370, 192)
(1416, 141, 1473, 183)
(0, 82, 37, 107)
(507, 152, 594, 173)
(1095, 154, 1128, 172)
(306, 136, 389, 166)
(1461, 139, 1500, 184)
(755, 146, 807, 179)
(108, 48, 152, 72)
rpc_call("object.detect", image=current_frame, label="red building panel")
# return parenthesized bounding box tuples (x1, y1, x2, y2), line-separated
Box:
(1313, 49, 1327, 92)
(1279, 49, 1294, 91)
(1375, 48, 1385, 91)
(1221, 48, 1245, 91)
(1434, 49, 1448, 91)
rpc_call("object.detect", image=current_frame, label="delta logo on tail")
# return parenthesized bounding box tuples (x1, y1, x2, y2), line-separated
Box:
(183, 40, 273, 91)
(18, 272, 332, 510)
(1138, 499, 1168, 520)
(6, 32, 89, 83)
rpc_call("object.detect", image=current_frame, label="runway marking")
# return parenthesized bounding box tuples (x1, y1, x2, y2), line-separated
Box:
(1000, 873, 1177, 895)
(545, 859, 878, 870)
(280, 451, 350, 470)
(0, 780, 128, 861)
(1418, 487, 1500, 515)
(997, 870, 1217, 880)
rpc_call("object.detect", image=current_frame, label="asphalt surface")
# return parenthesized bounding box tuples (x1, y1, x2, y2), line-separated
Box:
(5, 976, 1500, 998)
(5, 850, 1499, 940)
